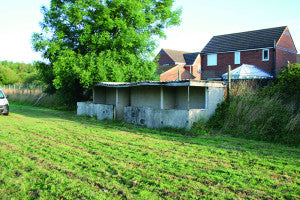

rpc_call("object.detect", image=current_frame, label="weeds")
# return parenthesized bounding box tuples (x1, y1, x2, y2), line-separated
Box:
(205, 66, 300, 146)
(3, 88, 58, 109)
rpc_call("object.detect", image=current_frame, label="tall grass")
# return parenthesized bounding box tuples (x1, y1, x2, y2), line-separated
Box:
(2, 88, 57, 108)
(207, 80, 300, 146)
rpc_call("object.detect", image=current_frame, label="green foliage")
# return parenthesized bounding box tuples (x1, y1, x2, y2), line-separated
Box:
(208, 66, 300, 146)
(22, 72, 43, 85)
(261, 63, 300, 103)
(0, 64, 18, 85)
(0, 104, 299, 199)
(206, 101, 230, 129)
(275, 63, 300, 97)
(0, 61, 39, 85)
(190, 118, 211, 136)
(0, 61, 35, 74)
(32, 0, 180, 108)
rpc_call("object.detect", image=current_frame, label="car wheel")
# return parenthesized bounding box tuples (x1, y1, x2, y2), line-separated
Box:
(4, 105, 9, 116)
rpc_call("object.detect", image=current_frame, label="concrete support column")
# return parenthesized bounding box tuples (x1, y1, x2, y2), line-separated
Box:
(187, 86, 190, 110)
(115, 88, 119, 119)
(160, 87, 164, 109)
(205, 87, 208, 109)
(92, 88, 95, 103)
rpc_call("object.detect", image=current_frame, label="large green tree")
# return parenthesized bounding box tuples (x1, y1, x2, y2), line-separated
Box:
(32, 0, 181, 108)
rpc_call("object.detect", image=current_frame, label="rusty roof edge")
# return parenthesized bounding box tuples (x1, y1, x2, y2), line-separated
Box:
(95, 80, 226, 88)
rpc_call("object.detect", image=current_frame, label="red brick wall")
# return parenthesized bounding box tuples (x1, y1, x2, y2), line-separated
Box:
(201, 49, 274, 79)
(160, 65, 194, 81)
(157, 50, 175, 65)
(183, 56, 201, 80)
(275, 28, 297, 74)
(191, 56, 201, 80)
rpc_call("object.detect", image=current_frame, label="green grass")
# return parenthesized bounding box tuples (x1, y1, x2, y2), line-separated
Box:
(0, 104, 299, 199)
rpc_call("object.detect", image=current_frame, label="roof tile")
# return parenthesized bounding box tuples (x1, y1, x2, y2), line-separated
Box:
(201, 26, 287, 54)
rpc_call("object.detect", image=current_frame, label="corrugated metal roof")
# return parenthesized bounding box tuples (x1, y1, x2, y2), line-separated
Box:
(201, 26, 287, 54)
(95, 80, 226, 88)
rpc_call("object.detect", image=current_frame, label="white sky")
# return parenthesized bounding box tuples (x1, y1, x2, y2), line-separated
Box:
(0, 0, 299, 63)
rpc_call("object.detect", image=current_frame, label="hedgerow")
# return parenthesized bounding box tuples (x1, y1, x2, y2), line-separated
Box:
(205, 63, 300, 146)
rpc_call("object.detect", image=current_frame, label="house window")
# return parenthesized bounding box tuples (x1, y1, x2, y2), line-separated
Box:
(198, 64, 201, 73)
(262, 49, 269, 61)
(207, 54, 217, 66)
(234, 52, 240, 64)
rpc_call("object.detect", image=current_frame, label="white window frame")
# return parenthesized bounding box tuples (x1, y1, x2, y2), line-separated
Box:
(234, 52, 240, 64)
(207, 54, 217, 66)
(198, 64, 201, 73)
(262, 49, 269, 61)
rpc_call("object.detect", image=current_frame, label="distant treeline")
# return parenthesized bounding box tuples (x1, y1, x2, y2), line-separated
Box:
(0, 61, 41, 85)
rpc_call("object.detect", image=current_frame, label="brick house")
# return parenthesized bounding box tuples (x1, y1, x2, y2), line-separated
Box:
(200, 26, 297, 79)
(156, 49, 201, 81)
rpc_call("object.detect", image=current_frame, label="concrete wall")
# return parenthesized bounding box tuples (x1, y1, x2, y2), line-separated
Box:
(174, 86, 206, 109)
(189, 109, 209, 127)
(163, 87, 176, 109)
(105, 88, 116, 105)
(124, 107, 213, 129)
(206, 87, 225, 117)
(93, 87, 117, 105)
(175, 87, 188, 109)
(77, 102, 114, 120)
(93, 87, 106, 104)
(131, 86, 161, 108)
(116, 88, 130, 120)
(124, 106, 190, 129)
(189, 87, 205, 109)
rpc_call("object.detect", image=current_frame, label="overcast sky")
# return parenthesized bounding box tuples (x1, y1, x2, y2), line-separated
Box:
(0, 0, 299, 63)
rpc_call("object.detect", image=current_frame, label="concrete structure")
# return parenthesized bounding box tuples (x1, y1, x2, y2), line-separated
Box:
(77, 80, 225, 129)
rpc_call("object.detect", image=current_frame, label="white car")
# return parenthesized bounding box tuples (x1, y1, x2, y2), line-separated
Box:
(0, 89, 9, 115)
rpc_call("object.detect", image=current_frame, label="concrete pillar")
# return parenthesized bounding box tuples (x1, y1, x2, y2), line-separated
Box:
(160, 87, 164, 109)
(115, 88, 118, 119)
(187, 86, 190, 110)
(205, 87, 208, 109)
(92, 88, 95, 103)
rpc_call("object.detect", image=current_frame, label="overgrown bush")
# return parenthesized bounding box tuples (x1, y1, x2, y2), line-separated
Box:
(207, 64, 300, 146)
(0, 61, 38, 84)
(0, 65, 18, 84)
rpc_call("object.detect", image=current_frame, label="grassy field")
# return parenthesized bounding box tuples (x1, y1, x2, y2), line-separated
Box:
(0, 104, 299, 199)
